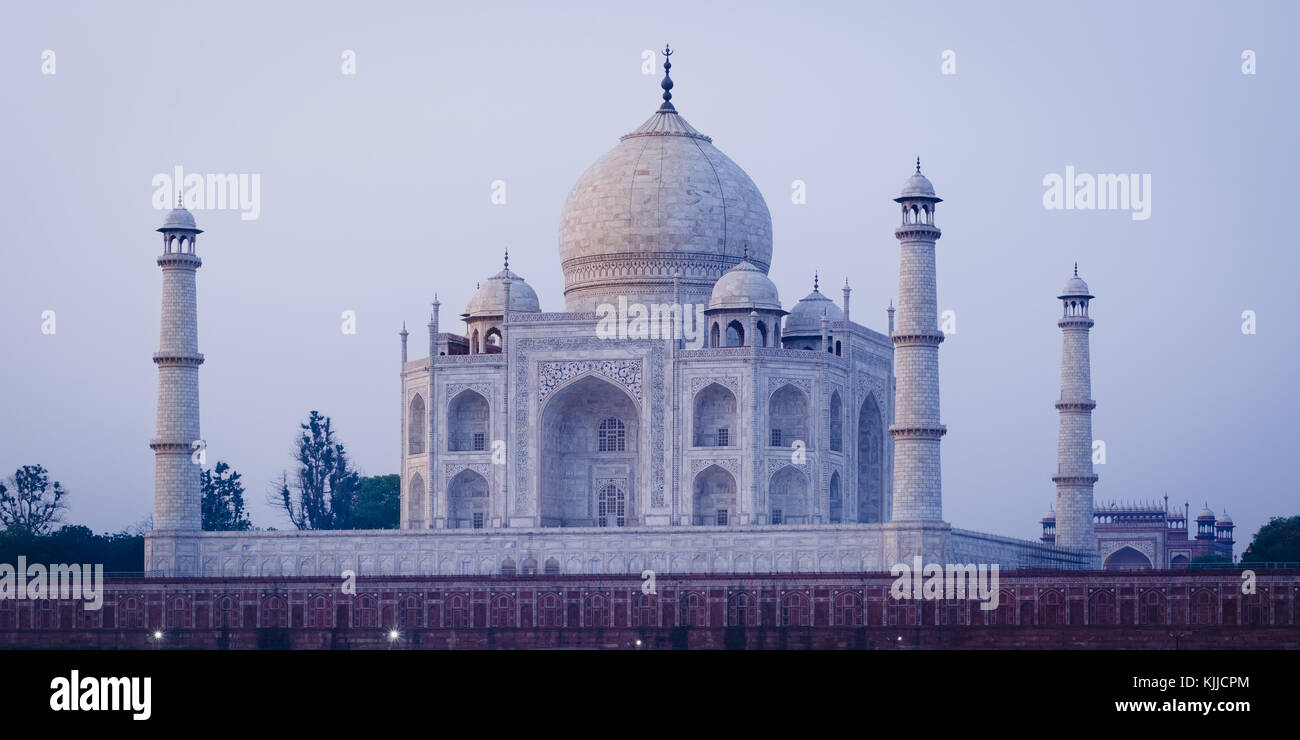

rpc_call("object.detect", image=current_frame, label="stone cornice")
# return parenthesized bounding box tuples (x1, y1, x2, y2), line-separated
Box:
(893, 224, 942, 240)
(153, 352, 204, 366)
(434, 355, 505, 366)
(1051, 474, 1099, 485)
(1057, 317, 1095, 329)
(156, 253, 202, 268)
(890, 330, 945, 346)
(1054, 400, 1097, 411)
(889, 423, 947, 439)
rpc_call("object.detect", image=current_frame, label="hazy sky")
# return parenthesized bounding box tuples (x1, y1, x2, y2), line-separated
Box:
(1, 1, 1294, 550)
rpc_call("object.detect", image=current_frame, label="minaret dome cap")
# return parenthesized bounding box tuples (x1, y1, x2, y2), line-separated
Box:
(895, 158, 941, 202)
(1059, 276, 1093, 299)
(157, 205, 202, 233)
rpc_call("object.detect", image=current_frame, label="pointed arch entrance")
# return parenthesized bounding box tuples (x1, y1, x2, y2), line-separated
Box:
(539, 374, 639, 527)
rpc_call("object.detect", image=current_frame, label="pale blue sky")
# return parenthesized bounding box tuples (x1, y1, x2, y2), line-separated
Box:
(1, 0, 1294, 550)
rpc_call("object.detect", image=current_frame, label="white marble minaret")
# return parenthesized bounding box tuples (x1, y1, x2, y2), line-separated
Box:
(1052, 265, 1098, 554)
(146, 198, 205, 573)
(890, 160, 946, 522)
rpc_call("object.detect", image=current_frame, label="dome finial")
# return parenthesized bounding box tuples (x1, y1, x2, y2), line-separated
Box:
(916, 156, 921, 174)
(742, 243, 748, 260)
(176, 189, 183, 208)
(504, 248, 509, 270)
(1074, 261, 1078, 277)
(659, 43, 675, 111)
(813, 272, 819, 292)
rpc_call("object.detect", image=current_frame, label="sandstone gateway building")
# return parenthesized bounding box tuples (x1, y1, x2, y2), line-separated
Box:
(148, 51, 1182, 579)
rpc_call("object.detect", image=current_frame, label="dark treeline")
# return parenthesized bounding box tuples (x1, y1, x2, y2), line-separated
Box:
(0, 525, 143, 573)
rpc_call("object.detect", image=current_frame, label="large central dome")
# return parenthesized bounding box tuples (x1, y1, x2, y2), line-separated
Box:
(558, 58, 772, 312)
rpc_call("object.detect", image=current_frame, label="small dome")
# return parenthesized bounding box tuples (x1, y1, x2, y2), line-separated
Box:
(157, 206, 201, 232)
(1042, 508, 1056, 522)
(1216, 512, 1233, 525)
(463, 267, 540, 318)
(1197, 506, 1216, 520)
(899, 171, 936, 198)
(1060, 275, 1092, 298)
(783, 284, 843, 335)
(708, 260, 782, 312)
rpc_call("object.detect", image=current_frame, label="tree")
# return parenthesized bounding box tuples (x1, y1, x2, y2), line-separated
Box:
(272, 411, 360, 530)
(0, 464, 68, 535)
(1191, 554, 1232, 566)
(202, 461, 252, 531)
(345, 474, 400, 529)
(1241, 515, 1300, 563)
(0, 524, 144, 573)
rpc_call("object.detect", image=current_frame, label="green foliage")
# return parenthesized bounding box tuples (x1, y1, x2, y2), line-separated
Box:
(273, 411, 361, 530)
(201, 461, 252, 531)
(1241, 515, 1300, 563)
(1191, 554, 1233, 565)
(345, 474, 400, 530)
(0, 464, 68, 536)
(0, 524, 144, 573)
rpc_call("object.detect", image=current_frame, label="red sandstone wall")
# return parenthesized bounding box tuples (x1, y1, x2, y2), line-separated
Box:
(2, 570, 1295, 649)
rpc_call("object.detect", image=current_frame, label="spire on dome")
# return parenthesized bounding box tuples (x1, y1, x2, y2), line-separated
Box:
(916, 156, 921, 174)
(1074, 262, 1078, 277)
(659, 44, 675, 112)
(504, 248, 509, 270)
(813, 272, 819, 292)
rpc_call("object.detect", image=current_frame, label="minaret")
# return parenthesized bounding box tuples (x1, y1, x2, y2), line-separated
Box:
(427, 295, 439, 528)
(1052, 264, 1098, 555)
(150, 196, 204, 539)
(890, 159, 946, 521)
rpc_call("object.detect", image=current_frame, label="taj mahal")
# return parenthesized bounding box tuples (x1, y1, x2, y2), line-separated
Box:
(143, 48, 1205, 578)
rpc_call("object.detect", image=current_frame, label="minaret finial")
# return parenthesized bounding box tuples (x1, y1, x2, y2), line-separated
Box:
(1074, 261, 1078, 277)
(504, 248, 509, 270)
(659, 44, 675, 111)
(177, 189, 183, 208)
(916, 156, 921, 174)
(742, 243, 748, 260)
(813, 272, 819, 291)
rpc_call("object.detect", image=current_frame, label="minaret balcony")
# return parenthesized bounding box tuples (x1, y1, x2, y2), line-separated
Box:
(893, 223, 942, 240)
(890, 329, 945, 347)
(152, 352, 205, 366)
(1051, 473, 1099, 485)
(1054, 399, 1096, 411)
(156, 252, 202, 268)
